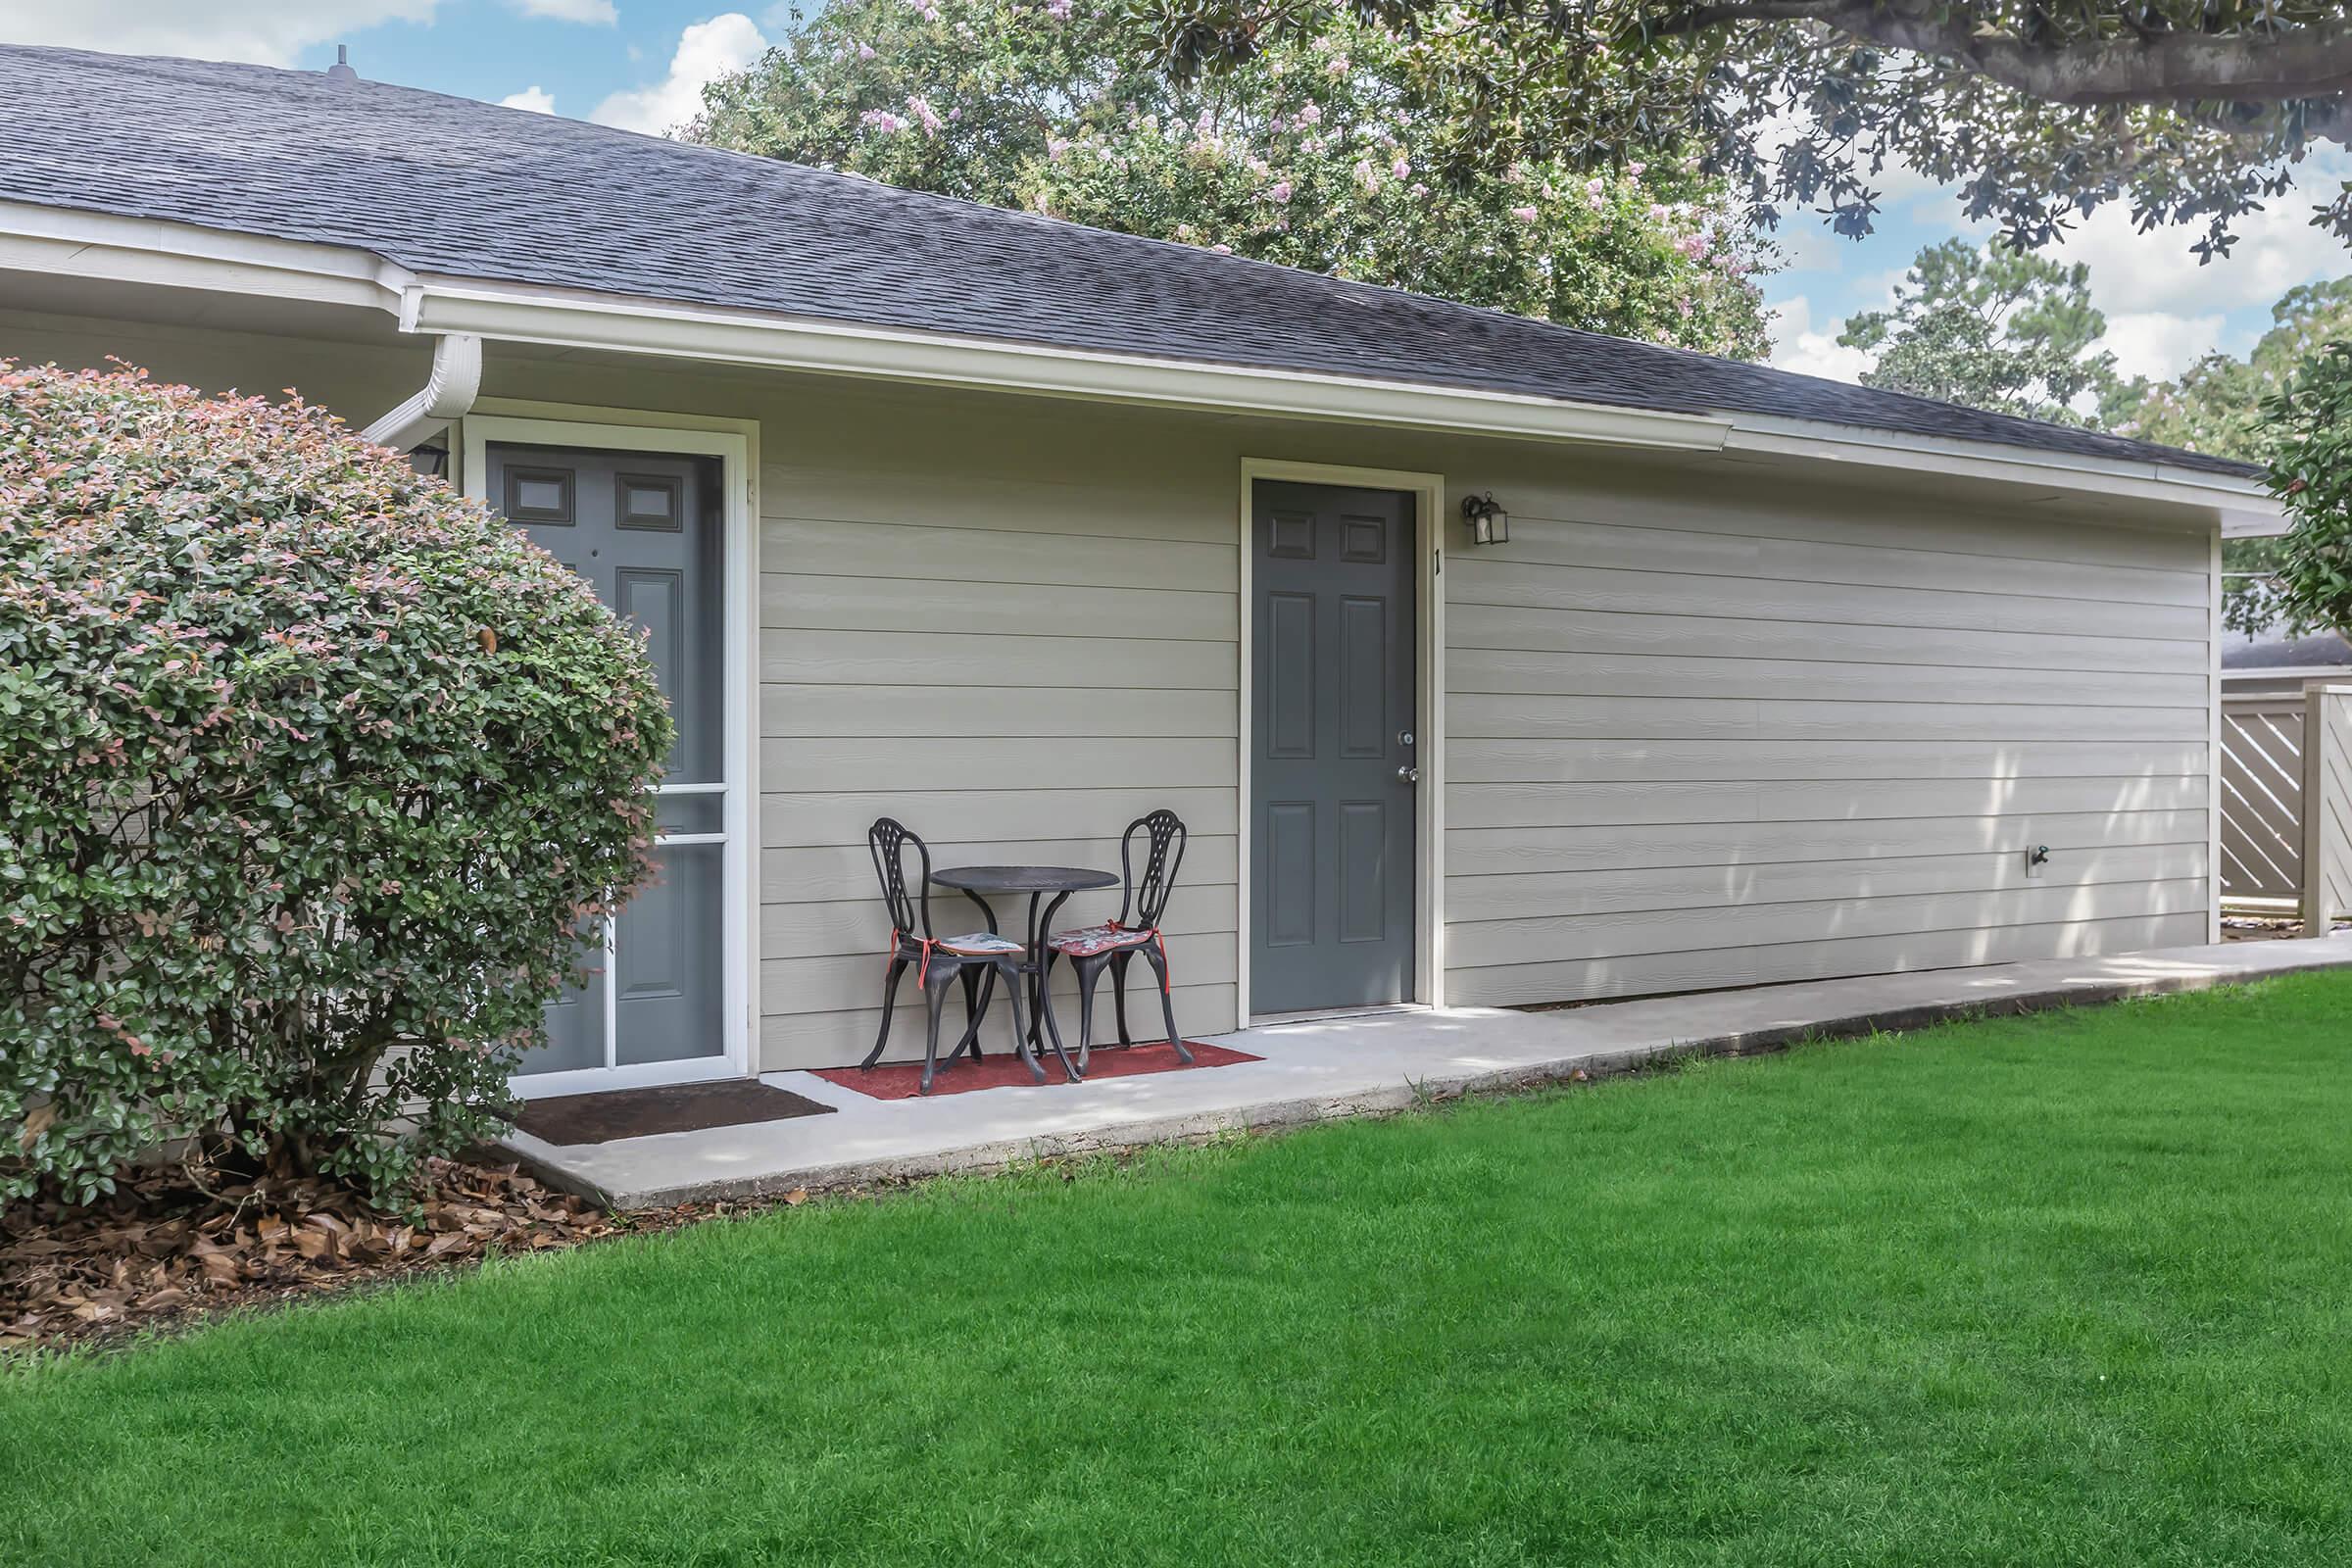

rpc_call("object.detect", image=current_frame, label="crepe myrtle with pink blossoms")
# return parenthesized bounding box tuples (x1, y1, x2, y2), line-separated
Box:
(699, 0, 1770, 357)
(0, 363, 671, 1208)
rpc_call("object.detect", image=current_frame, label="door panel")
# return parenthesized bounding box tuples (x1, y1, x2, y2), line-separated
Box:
(1338, 597, 1387, 757)
(487, 442, 730, 1081)
(1266, 592, 1317, 757)
(1250, 480, 1417, 1013)
(1338, 801, 1390, 946)
(1265, 802, 1318, 949)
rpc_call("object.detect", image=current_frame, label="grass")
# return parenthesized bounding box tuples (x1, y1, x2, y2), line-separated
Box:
(6, 973, 2352, 1567)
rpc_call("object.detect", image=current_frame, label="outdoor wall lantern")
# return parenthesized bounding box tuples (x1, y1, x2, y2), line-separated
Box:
(1461, 491, 1510, 546)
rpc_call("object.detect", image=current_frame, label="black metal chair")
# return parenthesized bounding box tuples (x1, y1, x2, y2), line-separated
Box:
(860, 818, 1041, 1095)
(1043, 809, 1191, 1076)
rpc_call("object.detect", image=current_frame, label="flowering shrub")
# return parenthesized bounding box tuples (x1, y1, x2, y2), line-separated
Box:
(0, 364, 671, 1207)
(698, 0, 1771, 357)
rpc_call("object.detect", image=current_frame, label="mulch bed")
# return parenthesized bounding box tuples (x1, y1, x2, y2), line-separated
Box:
(0, 1157, 800, 1356)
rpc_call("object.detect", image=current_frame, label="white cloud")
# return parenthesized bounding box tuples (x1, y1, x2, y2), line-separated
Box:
(2045, 170, 2351, 319)
(500, 85, 558, 113)
(1861, 144, 2351, 327)
(509, 0, 617, 23)
(589, 13, 765, 135)
(2102, 311, 2228, 382)
(1765, 294, 1872, 384)
(0, 0, 440, 67)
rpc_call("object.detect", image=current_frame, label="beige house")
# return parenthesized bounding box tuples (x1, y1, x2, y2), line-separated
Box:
(0, 45, 2281, 1103)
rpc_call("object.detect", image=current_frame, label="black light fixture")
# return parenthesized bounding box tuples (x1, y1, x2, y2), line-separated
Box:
(1461, 491, 1509, 546)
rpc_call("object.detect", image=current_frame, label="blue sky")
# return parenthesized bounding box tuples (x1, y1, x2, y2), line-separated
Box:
(6, 2, 2346, 382)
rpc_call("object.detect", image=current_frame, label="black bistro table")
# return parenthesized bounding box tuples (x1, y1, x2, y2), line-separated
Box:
(930, 863, 1116, 1082)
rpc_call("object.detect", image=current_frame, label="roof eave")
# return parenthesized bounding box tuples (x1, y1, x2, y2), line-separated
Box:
(406, 275, 1739, 455)
(0, 197, 2281, 522)
(1716, 414, 2279, 528)
(413, 274, 2283, 523)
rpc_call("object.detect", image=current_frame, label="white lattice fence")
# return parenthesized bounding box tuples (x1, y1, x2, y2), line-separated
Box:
(2222, 696, 2307, 902)
(2303, 686, 2352, 929)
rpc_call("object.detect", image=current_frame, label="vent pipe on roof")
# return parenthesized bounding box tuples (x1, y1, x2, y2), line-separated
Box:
(325, 46, 358, 82)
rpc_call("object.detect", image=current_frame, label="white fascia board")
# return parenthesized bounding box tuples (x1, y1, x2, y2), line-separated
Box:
(410, 279, 2280, 514)
(2221, 507, 2289, 539)
(404, 279, 1734, 452)
(1720, 411, 2278, 519)
(2224, 665, 2352, 681)
(0, 201, 2277, 514)
(0, 200, 412, 314)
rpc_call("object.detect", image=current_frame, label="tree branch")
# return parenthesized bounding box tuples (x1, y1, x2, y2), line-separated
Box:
(1653, 3, 2352, 107)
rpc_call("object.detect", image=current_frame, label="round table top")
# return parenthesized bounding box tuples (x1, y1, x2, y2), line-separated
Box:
(930, 863, 1117, 894)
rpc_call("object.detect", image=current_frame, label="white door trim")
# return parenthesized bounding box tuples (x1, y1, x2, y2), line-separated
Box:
(1237, 459, 1446, 1024)
(459, 403, 761, 1099)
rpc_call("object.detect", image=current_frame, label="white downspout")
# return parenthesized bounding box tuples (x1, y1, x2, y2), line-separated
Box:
(361, 332, 482, 451)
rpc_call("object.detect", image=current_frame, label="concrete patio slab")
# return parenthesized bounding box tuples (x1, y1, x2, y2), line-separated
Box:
(501, 934, 2352, 1209)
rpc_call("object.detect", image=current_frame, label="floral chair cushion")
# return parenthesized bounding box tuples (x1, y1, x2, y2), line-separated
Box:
(935, 930, 1024, 957)
(1048, 923, 1154, 958)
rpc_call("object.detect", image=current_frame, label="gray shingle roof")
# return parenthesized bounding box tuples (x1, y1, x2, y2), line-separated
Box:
(0, 44, 2258, 480)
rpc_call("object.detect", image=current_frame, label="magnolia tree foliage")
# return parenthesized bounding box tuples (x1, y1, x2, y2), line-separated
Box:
(1838, 237, 2119, 424)
(0, 364, 671, 1207)
(1130, 0, 2352, 259)
(2114, 279, 2352, 638)
(2262, 342, 2352, 643)
(695, 0, 1773, 355)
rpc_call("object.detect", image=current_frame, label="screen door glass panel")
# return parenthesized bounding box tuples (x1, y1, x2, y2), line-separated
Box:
(488, 443, 728, 1078)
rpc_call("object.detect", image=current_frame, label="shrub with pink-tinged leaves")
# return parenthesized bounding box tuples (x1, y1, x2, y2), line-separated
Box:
(0, 363, 671, 1208)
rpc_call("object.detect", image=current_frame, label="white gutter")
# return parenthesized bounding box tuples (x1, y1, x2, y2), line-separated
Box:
(0, 199, 412, 313)
(403, 276, 2282, 518)
(1718, 414, 2281, 525)
(0, 201, 2284, 520)
(2223, 665, 2352, 681)
(403, 281, 1735, 454)
(360, 331, 481, 451)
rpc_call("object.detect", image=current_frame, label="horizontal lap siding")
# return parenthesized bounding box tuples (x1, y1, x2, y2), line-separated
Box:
(1442, 476, 2215, 1008)
(12, 314, 2224, 1070)
(756, 395, 1241, 1070)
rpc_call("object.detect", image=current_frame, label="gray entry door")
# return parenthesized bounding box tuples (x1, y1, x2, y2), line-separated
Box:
(1250, 479, 1417, 1014)
(488, 443, 727, 1080)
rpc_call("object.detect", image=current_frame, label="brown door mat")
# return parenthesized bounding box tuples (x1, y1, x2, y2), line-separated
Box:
(514, 1079, 837, 1147)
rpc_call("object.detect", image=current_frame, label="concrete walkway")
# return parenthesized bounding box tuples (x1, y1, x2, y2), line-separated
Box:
(504, 934, 2352, 1209)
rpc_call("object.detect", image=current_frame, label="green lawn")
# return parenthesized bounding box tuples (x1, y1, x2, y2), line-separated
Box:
(7, 973, 2352, 1566)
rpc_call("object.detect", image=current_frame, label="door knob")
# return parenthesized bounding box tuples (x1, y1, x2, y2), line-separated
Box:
(1396, 765, 1421, 784)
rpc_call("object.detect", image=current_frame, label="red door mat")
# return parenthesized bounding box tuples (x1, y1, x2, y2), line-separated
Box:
(812, 1041, 1259, 1100)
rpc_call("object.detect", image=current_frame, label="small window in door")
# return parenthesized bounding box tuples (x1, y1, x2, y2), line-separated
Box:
(505, 466, 574, 524)
(617, 473, 684, 532)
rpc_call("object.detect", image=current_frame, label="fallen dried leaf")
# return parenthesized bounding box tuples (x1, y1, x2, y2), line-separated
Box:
(16, 1102, 56, 1152)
